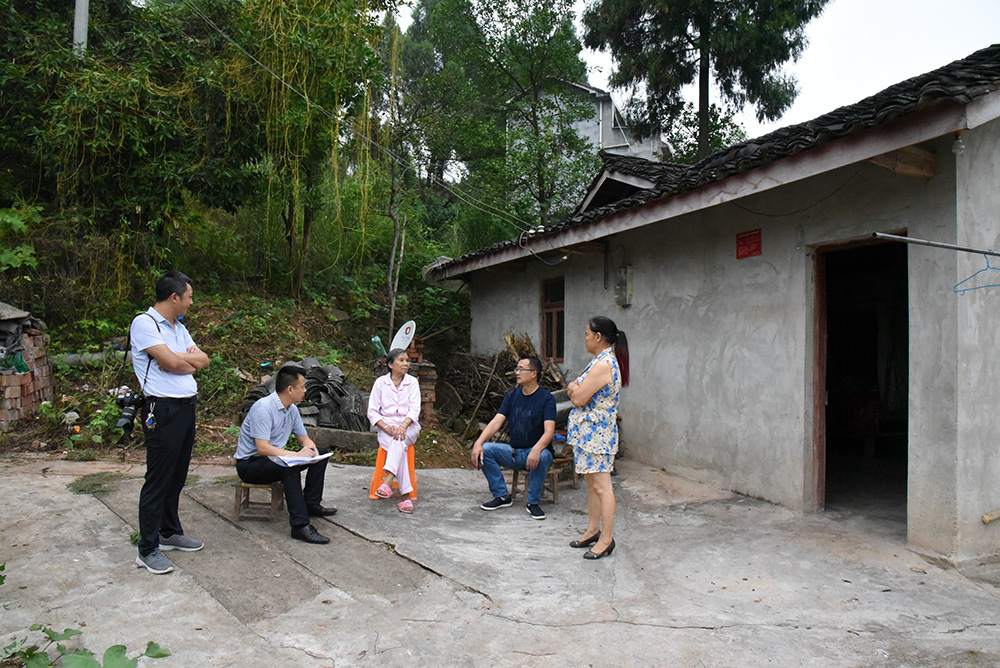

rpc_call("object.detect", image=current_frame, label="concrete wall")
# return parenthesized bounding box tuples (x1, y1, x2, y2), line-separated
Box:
(571, 97, 607, 151)
(616, 176, 817, 509)
(466, 124, 1000, 556)
(469, 269, 541, 356)
(904, 141, 960, 557)
(573, 98, 626, 154)
(570, 97, 663, 161)
(954, 117, 1000, 559)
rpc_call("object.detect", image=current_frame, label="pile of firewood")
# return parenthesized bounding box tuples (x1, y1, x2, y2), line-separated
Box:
(437, 333, 564, 440)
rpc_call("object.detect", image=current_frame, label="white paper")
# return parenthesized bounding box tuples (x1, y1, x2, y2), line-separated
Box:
(268, 452, 333, 467)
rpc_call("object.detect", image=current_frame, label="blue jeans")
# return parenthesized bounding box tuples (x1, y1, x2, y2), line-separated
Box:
(480, 442, 554, 505)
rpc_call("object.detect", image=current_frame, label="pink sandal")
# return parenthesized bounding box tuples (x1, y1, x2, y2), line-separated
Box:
(376, 483, 392, 499)
(397, 499, 413, 514)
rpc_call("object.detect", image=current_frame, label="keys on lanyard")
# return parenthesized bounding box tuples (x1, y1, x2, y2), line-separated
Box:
(145, 399, 156, 431)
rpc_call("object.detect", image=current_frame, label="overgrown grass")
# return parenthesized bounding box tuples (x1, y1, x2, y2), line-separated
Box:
(28, 293, 363, 455)
(212, 475, 241, 485)
(193, 441, 234, 458)
(10, 290, 471, 468)
(67, 472, 126, 496)
(64, 448, 99, 462)
(329, 449, 378, 467)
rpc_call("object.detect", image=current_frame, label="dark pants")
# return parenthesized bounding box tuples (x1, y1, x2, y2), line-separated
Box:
(236, 454, 328, 528)
(138, 398, 196, 557)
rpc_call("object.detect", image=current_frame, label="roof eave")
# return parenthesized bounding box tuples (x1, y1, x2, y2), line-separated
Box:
(430, 95, 990, 282)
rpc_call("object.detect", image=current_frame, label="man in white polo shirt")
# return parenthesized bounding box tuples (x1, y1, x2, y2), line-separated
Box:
(130, 270, 210, 574)
(235, 365, 337, 544)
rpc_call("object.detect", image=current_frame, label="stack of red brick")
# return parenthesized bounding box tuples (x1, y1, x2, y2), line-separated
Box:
(408, 339, 438, 429)
(1, 330, 55, 431)
(414, 362, 438, 429)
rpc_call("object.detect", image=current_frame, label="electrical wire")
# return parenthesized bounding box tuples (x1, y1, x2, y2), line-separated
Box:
(730, 170, 860, 218)
(517, 229, 568, 266)
(182, 0, 534, 234)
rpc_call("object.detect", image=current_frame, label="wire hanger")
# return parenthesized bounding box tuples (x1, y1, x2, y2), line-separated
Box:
(953, 253, 1000, 295)
(872, 233, 1000, 296)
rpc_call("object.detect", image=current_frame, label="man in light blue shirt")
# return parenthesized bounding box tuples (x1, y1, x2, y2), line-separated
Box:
(236, 365, 336, 544)
(131, 270, 210, 575)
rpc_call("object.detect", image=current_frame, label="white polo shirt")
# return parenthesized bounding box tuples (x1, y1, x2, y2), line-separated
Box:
(130, 307, 198, 398)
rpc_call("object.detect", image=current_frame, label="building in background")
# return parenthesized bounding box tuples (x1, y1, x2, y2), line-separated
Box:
(429, 45, 1000, 563)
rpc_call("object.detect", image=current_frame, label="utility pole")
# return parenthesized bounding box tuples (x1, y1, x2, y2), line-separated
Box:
(73, 0, 89, 55)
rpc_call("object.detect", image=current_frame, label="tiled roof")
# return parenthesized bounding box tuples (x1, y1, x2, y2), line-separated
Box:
(432, 43, 1000, 277)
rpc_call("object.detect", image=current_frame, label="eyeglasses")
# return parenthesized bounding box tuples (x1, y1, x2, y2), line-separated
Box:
(514, 367, 534, 373)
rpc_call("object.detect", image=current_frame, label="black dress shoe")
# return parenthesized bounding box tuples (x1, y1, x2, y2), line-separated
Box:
(583, 538, 615, 560)
(291, 524, 330, 544)
(570, 531, 600, 548)
(308, 504, 338, 517)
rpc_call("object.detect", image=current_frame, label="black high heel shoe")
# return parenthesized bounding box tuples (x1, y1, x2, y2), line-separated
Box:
(583, 538, 615, 560)
(569, 531, 600, 548)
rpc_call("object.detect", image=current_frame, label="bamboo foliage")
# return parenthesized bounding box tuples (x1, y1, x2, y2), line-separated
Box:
(239, 0, 390, 297)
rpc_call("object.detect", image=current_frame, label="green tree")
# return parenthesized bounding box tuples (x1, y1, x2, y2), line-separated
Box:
(374, 18, 415, 336)
(0, 0, 265, 317)
(663, 102, 748, 164)
(0, 202, 40, 273)
(1, 0, 262, 230)
(0, 0, 471, 347)
(235, 0, 391, 298)
(429, 0, 599, 240)
(583, 0, 829, 159)
(387, 0, 462, 194)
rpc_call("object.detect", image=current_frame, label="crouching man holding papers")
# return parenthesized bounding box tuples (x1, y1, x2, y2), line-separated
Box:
(235, 365, 337, 544)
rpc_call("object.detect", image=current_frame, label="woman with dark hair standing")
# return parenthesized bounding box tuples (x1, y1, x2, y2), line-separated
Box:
(367, 348, 420, 513)
(566, 316, 629, 559)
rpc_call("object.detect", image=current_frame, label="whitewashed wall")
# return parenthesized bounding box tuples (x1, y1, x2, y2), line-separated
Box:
(953, 116, 1000, 558)
(466, 120, 1000, 558)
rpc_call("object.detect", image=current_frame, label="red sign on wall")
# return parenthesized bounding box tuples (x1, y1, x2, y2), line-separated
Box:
(736, 228, 762, 259)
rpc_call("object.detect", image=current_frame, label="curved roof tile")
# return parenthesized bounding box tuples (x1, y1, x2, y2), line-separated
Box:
(434, 44, 1000, 275)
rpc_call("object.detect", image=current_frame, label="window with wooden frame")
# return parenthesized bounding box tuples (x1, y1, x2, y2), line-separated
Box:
(541, 278, 565, 362)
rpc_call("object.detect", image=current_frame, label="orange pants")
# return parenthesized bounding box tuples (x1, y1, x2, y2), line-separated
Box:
(368, 445, 417, 500)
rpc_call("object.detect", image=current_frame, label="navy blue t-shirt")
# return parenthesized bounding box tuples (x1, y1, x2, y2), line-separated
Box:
(498, 386, 557, 450)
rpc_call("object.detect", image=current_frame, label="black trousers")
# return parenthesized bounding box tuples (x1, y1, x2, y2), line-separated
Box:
(236, 454, 328, 528)
(138, 398, 196, 556)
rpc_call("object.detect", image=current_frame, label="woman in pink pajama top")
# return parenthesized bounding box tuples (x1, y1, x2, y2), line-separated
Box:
(367, 348, 421, 512)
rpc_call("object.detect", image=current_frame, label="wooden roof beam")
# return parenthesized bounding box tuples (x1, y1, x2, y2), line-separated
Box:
(868, 145, 938, 178)
(561, 241, 606, 255)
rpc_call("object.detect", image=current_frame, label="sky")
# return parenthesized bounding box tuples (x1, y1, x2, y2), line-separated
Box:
(575, 0, 1000, 140)
(394, 0, 999, 141)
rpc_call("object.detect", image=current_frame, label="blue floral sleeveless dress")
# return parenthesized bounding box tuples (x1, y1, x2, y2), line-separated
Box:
(568, 347, 622, 474)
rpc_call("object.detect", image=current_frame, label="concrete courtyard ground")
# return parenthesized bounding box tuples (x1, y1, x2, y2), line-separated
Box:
(2, 454, 1000, 667)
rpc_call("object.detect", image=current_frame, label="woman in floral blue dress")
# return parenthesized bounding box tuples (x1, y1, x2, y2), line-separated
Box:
(567, 316, 629, 560)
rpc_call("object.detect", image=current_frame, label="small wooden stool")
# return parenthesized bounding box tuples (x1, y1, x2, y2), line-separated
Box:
(233, 481, 285, 521)
(508, 454, 576, 504)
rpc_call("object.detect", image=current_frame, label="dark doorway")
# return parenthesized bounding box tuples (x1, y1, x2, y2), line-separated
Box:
(821, 242, 908, 522)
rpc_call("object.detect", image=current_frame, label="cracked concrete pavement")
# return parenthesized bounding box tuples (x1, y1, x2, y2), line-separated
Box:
(2, 454, 1000, 667)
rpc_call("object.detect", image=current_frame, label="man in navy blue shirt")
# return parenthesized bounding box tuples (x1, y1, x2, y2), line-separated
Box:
(471, 355, 556, 520)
